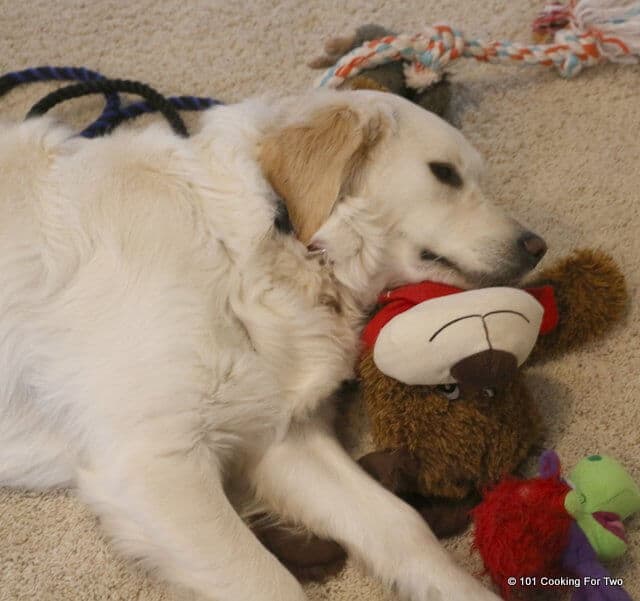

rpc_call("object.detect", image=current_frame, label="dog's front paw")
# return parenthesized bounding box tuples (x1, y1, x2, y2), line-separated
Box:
(441, 578, 501, 601)
(394, 558, 500, 601)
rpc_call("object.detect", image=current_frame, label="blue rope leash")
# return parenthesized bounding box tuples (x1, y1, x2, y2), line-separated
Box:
(0, 66, 223, 138)
(0, 66, 121, 124)
(82, 94, 221, 138)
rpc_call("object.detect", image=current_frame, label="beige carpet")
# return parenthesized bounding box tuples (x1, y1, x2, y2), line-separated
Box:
(0, 0, 639, 599)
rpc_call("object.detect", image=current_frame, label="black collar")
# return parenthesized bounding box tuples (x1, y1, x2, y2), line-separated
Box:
(273, 195, 294, 235)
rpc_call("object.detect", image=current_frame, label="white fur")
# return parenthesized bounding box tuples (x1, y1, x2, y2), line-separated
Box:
(0, 90, 535, 601)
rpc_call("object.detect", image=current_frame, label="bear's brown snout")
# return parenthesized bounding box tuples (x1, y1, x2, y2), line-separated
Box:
(450, 349, 518, 390)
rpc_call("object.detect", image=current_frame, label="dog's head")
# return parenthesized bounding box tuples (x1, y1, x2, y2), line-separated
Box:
(260, 90, 546, 291)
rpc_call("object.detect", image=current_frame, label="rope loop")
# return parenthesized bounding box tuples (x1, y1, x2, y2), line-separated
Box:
(26, 79, 189, 138)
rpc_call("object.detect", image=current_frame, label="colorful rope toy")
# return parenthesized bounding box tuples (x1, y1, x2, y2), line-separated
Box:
(314, 0, 640, 90)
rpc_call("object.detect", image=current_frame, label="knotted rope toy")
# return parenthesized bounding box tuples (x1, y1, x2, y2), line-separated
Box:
(0, 66, 221, 138)
(314, 0, 640, 91)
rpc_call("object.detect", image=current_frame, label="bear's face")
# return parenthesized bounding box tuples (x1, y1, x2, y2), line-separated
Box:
(368, 286, 547, 389)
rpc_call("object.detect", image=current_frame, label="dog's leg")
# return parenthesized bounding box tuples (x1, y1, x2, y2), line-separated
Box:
(77, 440, 307, 601)
(0, 428, 75, 489)
(250, 423, 501, 601)
(0, 396, 75, 489)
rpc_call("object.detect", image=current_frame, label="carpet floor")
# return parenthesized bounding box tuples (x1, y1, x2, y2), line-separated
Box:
(0, 1, 638, 599)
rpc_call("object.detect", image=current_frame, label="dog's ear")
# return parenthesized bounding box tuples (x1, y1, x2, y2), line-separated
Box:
(260, 104, 387, 243)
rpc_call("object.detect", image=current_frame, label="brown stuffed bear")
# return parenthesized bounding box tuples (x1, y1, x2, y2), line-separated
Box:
(358, 249, 626, 528)
(252, 249, 627, 581)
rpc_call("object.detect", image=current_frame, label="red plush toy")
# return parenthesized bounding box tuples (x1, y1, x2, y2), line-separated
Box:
(472, 471, 573, 597)
(472, 451, 640, 601)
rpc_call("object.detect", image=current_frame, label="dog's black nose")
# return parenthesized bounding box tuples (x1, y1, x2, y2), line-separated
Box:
(518, 232, 547, 266)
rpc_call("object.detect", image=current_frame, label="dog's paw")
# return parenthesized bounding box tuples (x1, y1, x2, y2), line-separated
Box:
(393, 557, 500, 601)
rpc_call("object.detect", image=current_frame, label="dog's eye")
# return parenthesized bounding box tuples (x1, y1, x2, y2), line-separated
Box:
(428, 162, 463, 188)
(436, 383, 460, 400)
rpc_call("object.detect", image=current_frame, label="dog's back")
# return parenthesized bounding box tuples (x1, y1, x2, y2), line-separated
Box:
(0, 112, 356, 486)
(0, 118, 236, 484)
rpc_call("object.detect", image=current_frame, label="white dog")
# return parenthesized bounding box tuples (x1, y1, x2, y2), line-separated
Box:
(0, 89, 546, 601)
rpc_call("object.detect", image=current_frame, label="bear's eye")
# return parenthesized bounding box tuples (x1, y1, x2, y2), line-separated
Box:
(428, 162, 463, 188)
(483, 388, 496, 398)
(436, 383, 460, 400)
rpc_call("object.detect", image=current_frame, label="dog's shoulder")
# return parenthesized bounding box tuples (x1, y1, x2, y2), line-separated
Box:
(0, 117, 72, 185)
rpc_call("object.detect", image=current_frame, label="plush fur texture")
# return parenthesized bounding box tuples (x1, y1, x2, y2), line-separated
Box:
(0, 88, 549, 601)
(472, 476, 573, 599)
(360, 357, 542, 499)
(526, 249, 629, 365)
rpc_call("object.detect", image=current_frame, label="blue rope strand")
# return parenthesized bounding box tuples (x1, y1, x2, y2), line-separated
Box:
(1, 65, 223, 138)
(0, 66, 120, 118)
(81, 95, 222, 138)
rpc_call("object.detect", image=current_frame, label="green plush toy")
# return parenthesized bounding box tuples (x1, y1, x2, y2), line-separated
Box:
(565, 454, 640, 561)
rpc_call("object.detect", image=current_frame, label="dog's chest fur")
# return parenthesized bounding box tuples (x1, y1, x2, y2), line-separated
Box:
(0, 115, 359, 464)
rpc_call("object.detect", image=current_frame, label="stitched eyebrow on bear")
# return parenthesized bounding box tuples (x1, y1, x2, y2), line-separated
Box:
(428, 310, 530, 342)
(428, 162, 463, 188)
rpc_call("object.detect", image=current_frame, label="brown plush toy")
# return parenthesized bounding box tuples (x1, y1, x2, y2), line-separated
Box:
(253, 249, 627, 581)
(357, 250, 626, 529)
(308, 24, 455, 121)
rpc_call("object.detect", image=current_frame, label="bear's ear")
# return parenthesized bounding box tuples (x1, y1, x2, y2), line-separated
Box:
(525, 249, 628, 365)
(308, 24, 395, 69)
